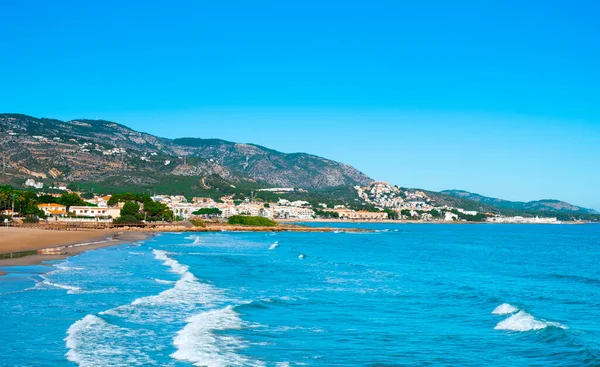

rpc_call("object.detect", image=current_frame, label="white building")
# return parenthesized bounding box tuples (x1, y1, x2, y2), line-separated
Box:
(69, 206, 114, 218)
(25, 179, 44, 189)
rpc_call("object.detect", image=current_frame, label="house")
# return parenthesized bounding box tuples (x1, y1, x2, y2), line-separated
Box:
(444, 212, 459, 222)
(329, 209, 387, 221)
(192, 197, 216, 206)
(25, 179, 44, 189)
(37, 203, 67, 217)
(69, 206, 112, 218)
(85, 195, 112, 208)
(274, 206, 315, 220)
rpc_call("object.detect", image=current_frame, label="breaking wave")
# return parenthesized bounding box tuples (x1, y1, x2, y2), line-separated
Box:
(492, 303, 518, 315)
(171, 306, 264, 367)
(101, 250, 224, 323)
(67, 249, 247, 366)
(65, 314, 156, 367)
(152, 249, 189, 275)
(39, 275, 81, 294)
(185, 235, 203, 245)
(494, 309, 567, 332)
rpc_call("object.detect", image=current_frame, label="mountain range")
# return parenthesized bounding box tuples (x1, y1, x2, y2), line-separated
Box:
(0, 113, 371, 191)
(1, 113, 595, 217)
(441, 190, 598, 215)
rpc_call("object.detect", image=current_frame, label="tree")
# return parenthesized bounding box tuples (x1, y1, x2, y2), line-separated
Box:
(121, 201, 140, 217)
(81, 192, 94, 199)
(384, 209, 399, 220)
(58, 192, 86, 210)
(314, 209, 339, 219)
(192, 208, 222, 217)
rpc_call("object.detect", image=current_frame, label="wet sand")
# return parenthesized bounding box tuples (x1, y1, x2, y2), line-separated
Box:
(0, 228, 148, 268)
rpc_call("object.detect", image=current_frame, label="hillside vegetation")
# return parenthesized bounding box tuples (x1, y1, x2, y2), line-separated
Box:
(0, 113, 372, 191)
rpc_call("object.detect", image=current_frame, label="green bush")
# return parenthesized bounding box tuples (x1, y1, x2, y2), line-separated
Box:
(190, 219, 206, 227)
(22, 215, 39, 224)
(227, 215, 277, 227)
(113, 215, 142, 224)
(314, 209, 339, 219)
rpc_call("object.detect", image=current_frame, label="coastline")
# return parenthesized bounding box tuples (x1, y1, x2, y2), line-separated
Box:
(1, 218, 584, 276)
(0, 228, 149, 269)
(0, 223, 362, 275)
(276, 218, 588, 225)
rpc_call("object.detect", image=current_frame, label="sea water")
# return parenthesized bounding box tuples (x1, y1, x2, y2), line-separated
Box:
(1, 224, 599, 366)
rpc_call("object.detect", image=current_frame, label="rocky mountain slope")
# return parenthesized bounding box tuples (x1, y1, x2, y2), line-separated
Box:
(0, 113, 373, 190)
(441, 189, 598, 215)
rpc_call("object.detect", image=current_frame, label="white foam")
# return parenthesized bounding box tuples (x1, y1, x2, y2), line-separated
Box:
(102, 250, 225, 323)
(298, 254, 305, 259)
(65, 315, 155, 367)
(40, 275, 81, 294)
(185, 235, 203, 245)
(154, 278, 176, 285)
(55, 262, 84, 271)
(153, 249, 189, 275)
(171, 306, 264, 367)
(492, 303, 518, 315)
(268, 241, 279, 250)
(494, 311, 567, 332)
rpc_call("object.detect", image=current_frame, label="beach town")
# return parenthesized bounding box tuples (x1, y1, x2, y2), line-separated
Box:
(1, 181, 563, 225)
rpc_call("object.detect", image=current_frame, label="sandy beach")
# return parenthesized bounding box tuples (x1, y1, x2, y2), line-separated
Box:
(0, 227, 149, 269)
(0, 223, 363, 274)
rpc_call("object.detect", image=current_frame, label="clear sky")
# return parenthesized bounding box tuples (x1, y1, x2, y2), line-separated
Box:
(2, 1, 599, 210)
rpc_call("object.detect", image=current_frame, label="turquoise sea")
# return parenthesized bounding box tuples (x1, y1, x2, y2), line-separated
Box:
(1, 224, 599, 366)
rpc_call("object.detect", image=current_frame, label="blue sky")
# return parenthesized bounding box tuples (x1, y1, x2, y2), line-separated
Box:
(1, 1, 599, 210)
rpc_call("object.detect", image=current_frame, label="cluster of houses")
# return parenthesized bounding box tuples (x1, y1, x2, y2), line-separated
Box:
(6, 179, 563, 224)
(36, 199, 120, 221)
(152, 195, 316, 220)
(486, 216, 560, 224)
(356, 182, 434, 211)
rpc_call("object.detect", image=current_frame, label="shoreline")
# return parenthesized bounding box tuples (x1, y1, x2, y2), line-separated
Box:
(0, 224, 362, 274)
(0, 218, 586, 276)
(0, 228, 149, 269)
(277, 219, 588, 225)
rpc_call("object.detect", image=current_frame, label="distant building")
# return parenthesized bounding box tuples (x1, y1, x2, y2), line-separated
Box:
(85, 195, 112, 208)
(37, 203, 67, 217)
(486, 216, 559, 224)
(256, 188, 295, 193)
(69, 206, 112, 218)
(328, 209, 387, 221)
(25, 179, 44, 189)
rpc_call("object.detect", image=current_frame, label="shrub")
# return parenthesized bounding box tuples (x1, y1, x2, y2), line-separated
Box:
(22, 215, 39, 224)
(227, 215, 277, 227)
(113, 215, 142, 224)
(190, 219, 206, 227)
